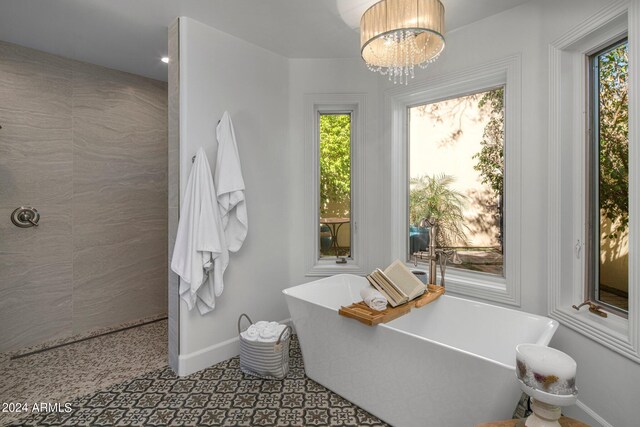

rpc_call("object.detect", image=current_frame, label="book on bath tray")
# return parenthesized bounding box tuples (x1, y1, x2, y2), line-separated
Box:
(366, 259, 427, 307)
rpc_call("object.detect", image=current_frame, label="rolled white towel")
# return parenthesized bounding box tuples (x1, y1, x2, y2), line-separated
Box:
(360, 286, 388, 311)
(259, 324, 289, 342)
(241, 324, 259, 341)
(259, 327, 276, 340)
(257, 329, 276, 342)
(275, 324, 288, 340)
(244, 320, 289, 342)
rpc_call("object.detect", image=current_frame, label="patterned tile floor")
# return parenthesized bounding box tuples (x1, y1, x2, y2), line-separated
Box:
(9, 335, 387, 427)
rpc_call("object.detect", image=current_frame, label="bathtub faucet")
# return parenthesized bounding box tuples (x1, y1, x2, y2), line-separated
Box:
(418, 219, 461, 287)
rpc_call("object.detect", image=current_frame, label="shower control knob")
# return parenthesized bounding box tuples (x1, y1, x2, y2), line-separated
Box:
(11, 207, 40, 228)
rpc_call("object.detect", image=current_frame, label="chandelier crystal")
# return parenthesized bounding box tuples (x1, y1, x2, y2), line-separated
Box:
(360, 0, 445, 84)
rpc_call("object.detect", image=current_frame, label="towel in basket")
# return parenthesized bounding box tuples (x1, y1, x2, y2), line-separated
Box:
(238, 313, 291, 380)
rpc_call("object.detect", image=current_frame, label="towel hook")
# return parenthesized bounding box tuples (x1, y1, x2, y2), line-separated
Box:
(192, 119, 223, 163)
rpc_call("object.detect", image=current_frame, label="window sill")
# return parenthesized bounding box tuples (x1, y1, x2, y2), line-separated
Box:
(404, 262, 519, 306)
(550, 306, 640, 363)
(305, 260, 366, 277)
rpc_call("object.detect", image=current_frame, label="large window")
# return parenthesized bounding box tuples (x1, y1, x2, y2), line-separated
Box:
(319, 113, 352, 262)
(390, 55, 521, 305)
(408, 88, 505, 277)
(588, 38, 629, 314)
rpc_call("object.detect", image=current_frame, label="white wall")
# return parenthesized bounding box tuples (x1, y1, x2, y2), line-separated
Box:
(177, 17, 291, 375)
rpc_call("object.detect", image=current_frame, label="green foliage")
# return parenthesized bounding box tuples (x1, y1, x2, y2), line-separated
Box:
(409, 174, 468, 246)
(472, 88, 504, 197)
(319, 114, 351, 217)
(598, 42, 628, 238)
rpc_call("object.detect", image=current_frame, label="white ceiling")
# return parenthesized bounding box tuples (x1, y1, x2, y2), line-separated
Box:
(0, 0, 532, 81)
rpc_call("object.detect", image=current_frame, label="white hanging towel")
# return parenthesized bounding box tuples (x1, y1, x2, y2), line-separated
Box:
(171, 147, 229, 315)
(215, 111, 248, 252)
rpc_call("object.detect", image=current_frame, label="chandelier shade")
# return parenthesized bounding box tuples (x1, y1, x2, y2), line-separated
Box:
(360, 0, 445, 83)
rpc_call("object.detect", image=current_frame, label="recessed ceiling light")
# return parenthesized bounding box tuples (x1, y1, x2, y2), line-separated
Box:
(161, 57, 169, 64)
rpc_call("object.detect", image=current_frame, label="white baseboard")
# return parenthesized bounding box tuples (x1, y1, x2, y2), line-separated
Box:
(177, 335, 239, 376)
(177, 318, 294, 377)
(562, 399, 613, 427)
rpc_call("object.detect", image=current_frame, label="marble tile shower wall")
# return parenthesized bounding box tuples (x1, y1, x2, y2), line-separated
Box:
(0, 40, 168, 353)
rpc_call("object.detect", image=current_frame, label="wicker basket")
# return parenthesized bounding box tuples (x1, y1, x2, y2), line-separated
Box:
(237, 313, 291, 380)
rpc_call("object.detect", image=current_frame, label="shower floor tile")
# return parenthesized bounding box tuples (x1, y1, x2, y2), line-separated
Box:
(0, 319, 167, 426)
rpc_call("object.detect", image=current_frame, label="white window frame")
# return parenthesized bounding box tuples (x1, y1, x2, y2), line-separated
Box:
(304, 94, 367, 276)
(548, 0, 640, 363)
(386, 55, 522, 306)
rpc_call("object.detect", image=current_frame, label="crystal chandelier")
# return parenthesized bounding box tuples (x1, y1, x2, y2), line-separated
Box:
(360, 0, 445, 84)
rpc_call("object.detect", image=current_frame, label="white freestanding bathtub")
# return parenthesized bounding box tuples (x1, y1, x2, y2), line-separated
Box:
(283, 274, 558, 427)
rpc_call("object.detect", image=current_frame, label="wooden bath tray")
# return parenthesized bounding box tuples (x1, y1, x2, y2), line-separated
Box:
(338, 285, 445, 326)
